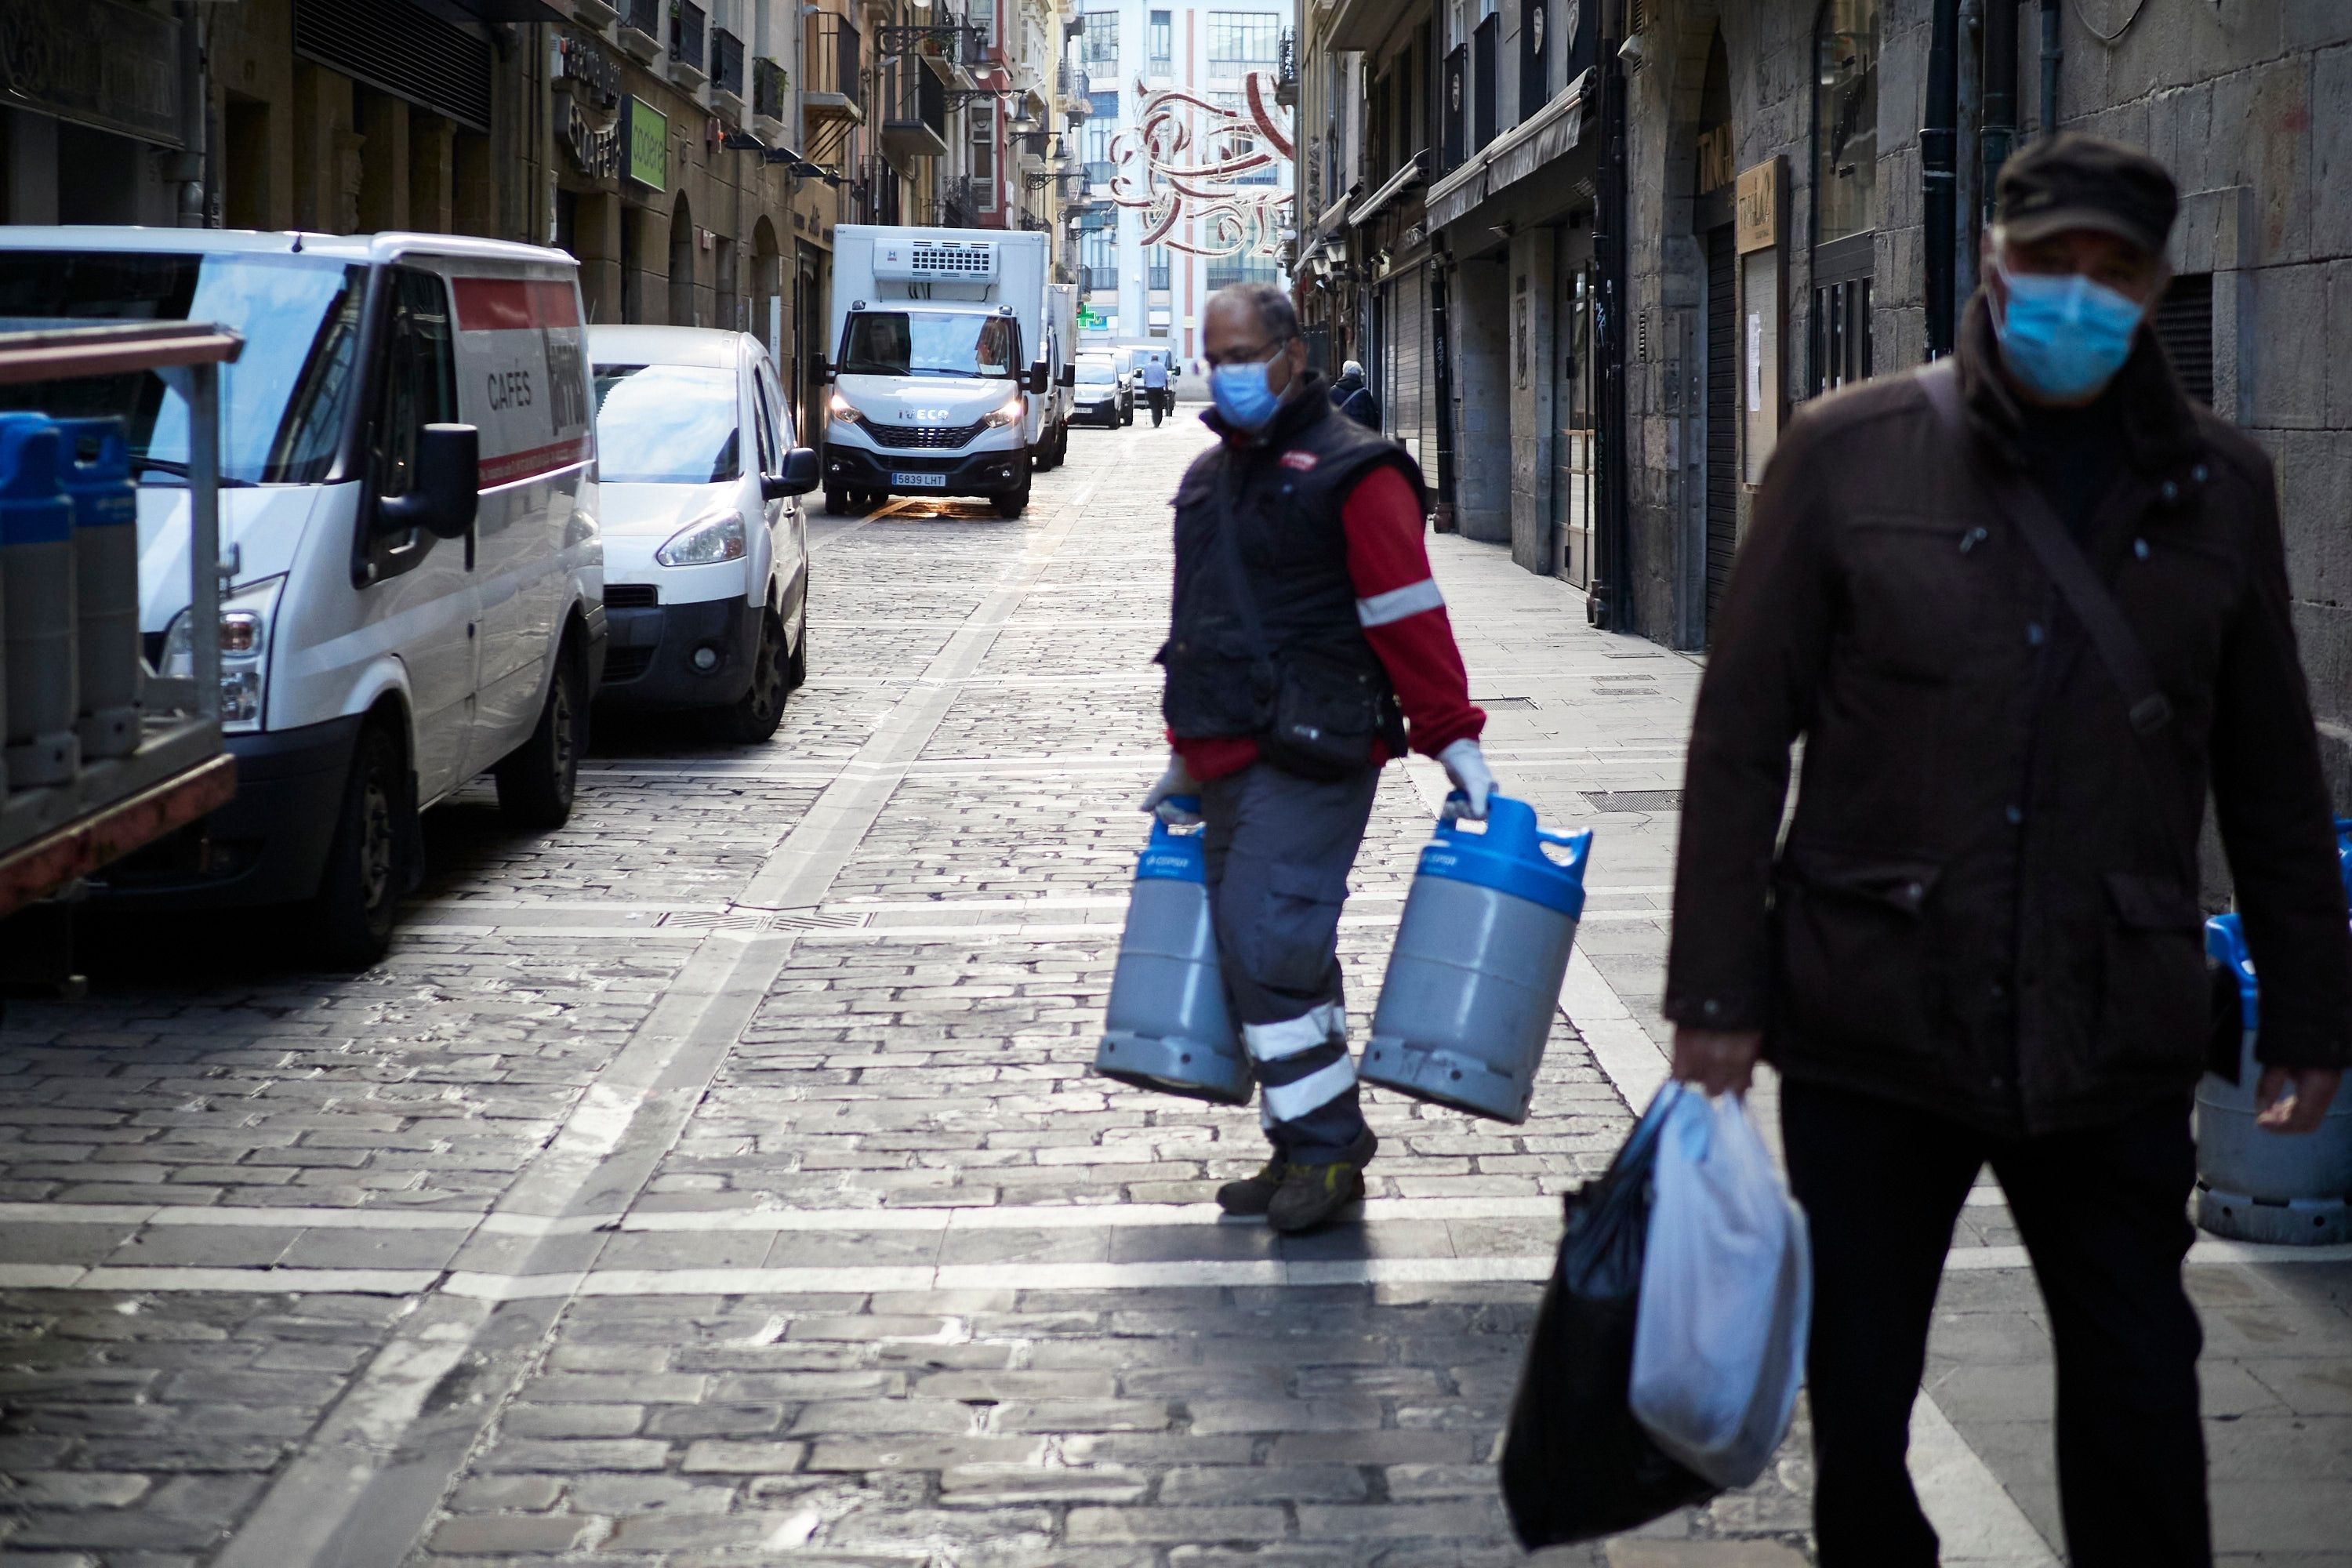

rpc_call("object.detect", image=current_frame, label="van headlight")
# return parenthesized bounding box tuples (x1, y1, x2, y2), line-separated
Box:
(160, 575, 284, 732)
(982, 394, 1026, 429)
(827, 392, 865, 424)
(656, 508, 747, 567)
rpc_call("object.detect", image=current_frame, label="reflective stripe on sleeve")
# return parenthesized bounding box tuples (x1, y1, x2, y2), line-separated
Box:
(1356, 578, 1446, 627)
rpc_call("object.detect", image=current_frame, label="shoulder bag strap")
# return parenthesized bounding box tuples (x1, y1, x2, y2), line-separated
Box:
(1919, 362, 2172, 737)
(1919, 360, 2195, 885)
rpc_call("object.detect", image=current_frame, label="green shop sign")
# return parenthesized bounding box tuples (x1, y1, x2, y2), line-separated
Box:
(625, 96, 667, 190)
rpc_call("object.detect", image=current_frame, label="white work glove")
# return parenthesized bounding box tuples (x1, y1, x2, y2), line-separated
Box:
(1439, 738, 1497, 820)
(1142, 753, 1202, 826)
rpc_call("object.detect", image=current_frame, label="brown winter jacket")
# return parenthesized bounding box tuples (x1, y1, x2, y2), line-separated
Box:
(1664, 292, 2352, 1136)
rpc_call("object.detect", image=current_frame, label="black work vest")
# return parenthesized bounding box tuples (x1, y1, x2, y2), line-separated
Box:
(1156, 382, 1428, 744)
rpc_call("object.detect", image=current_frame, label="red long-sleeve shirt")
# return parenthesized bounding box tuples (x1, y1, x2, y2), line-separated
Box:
(1171, 463, 1485, 782)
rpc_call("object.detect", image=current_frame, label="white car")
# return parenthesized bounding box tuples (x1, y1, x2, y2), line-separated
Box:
(1, 228, 604, 967)
(588, 325, 818, 742)
(1073, 354, 1129, 427)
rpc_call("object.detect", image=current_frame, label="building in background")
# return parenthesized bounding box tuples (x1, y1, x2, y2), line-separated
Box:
(1071, 0, 1294, 362)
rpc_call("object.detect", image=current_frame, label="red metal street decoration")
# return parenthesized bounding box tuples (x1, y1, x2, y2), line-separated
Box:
(1105, 69, 1294, 260)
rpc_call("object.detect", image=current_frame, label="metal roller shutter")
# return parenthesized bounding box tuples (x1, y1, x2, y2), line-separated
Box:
(295, 0, 493, 132)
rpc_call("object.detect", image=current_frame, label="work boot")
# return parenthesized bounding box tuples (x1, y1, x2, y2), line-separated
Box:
(1216, 1154, 1288, 1216)
(1265, 1131, 1377, 1235)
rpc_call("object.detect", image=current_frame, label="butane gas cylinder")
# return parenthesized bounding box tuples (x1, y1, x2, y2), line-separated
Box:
(0, 415, 79, 789)
(56, 418, 140, 759)
(2194, 823, 2352, 1243)
(1363, 795, 1592, 1123)
(1093, 800, 1250, 1105)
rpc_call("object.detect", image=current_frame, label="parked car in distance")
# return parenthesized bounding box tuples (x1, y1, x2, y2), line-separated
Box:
(588, 325, 819, 744)
(0, 228, 604, 968)
(1073, 354, 1130, 427)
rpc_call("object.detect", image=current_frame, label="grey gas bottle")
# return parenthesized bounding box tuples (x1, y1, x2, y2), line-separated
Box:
(56, 419, 140, 758)
(1363, 795, 1592, 1123)
(1094, 800, 1250, 1105)
(0, 415, 79, 788)
(2199, 899, 2352, 1244)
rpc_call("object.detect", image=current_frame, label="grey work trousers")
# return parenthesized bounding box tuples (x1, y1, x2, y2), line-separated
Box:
(1200, 761, 1381, 1163)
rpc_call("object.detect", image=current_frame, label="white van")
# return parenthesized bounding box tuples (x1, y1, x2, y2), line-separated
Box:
(588, 325, 817, 742)
(0, 230, 604, 965)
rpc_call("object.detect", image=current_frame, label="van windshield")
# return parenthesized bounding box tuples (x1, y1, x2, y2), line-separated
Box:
(593, 364, 742, 484)
(0, 251, 367, 486)
(1076, 361, 1117, 383)
(839, 310, 1019, 380)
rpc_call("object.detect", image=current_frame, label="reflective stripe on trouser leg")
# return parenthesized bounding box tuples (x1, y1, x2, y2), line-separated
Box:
(1242, 1004, 1345, 1062)
(1253, 1032, 1366, 1162)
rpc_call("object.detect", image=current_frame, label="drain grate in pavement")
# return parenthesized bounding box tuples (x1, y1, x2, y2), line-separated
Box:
(768, 910, 874, 931)
(1581, 789, 1685, 812)
(658, 911, 776, 932)
(1471, 695, 1538, 709)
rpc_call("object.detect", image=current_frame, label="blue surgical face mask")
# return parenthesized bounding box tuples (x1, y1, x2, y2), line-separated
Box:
(1210, 355, 1283, 430)
(1992, 263, 2146, 401)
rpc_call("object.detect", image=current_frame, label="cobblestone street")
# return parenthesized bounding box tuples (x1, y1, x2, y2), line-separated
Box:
(2, 413, 2349, 1567)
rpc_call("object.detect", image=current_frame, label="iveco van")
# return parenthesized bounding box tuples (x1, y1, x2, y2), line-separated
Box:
(0, 230, 604, 965)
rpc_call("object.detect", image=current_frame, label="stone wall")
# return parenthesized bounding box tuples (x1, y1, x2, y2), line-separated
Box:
(2050, 10, 2352, 800)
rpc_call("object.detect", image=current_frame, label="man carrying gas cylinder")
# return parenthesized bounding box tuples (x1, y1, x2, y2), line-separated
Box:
(1141, 283, 1497, 1234)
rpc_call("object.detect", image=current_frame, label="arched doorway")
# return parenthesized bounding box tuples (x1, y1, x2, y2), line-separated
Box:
(751, 216, 783, 363)
(1696, 31, 1737, 641)
(669, 194, 699, 328)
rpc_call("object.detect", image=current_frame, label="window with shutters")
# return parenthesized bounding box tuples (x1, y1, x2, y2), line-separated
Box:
(2155, 273, 2213, 406)
(1809, 0, 1878, 394)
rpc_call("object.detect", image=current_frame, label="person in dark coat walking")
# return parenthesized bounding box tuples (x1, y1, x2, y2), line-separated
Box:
(1329, 359, 1381, 429)
(1665, 134, 2350, 1567)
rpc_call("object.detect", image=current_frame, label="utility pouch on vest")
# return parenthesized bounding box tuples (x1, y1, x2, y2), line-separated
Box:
(1264, 648, 1385, 781)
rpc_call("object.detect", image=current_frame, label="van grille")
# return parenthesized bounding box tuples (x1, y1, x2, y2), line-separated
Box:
(603, 584, 658, 609)
(866, 419, 989, 450)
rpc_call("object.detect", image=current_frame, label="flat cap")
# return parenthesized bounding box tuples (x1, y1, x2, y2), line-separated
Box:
(1994, 132, 2178, 258)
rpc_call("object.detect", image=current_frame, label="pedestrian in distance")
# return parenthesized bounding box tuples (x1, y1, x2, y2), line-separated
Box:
(1140, 353, 1171, 426)
(1664, 132, 2351, 1568)
(1329, 358, 1381, 430)
(1142, 283, 1497, 1235)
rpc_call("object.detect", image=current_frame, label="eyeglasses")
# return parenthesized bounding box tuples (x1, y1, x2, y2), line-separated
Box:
(1203, 334, 1293, 370)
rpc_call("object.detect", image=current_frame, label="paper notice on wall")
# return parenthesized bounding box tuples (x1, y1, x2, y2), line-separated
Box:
(1746, 313, 1763, 413)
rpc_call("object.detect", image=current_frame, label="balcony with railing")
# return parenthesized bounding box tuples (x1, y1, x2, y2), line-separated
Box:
(1058, 60, 1091, 114)
(670, 1, 708, 89)
(803, 12, 863, 126)
(880, 51, 948, 161)
(753, 56, 788, 138)
(710, 27, 746, 107)
(618, 0, 662, 62)
(935, 174, 978, 227)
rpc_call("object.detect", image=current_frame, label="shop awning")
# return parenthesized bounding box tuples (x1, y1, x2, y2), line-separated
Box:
(1426, 69, 1592, 231)
(1348, 151, 1427, 229)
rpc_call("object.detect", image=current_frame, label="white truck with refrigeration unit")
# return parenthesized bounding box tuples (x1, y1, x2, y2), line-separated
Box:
(821, 226, 1075, 518)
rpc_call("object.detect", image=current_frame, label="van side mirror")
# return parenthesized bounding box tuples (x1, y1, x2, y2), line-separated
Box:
(764, 447, 821, 499)
(820, 358, 837, 383)
(376, 423, 478, 542)
(1058, 363, 1076, 388)
(1027, 361, 1049, 395)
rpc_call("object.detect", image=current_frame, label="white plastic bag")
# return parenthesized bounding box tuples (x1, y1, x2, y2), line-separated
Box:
(1628, 1083, 1812, 1488)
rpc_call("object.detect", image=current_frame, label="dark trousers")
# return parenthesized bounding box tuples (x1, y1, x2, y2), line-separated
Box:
(1780, 1080, 2209, 1568)
(1201, 763, 1379, 1163)
(1147, 387, 1169, 424)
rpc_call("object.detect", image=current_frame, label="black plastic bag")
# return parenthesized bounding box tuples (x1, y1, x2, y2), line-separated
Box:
(1501, 1095, 1722, 1546)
